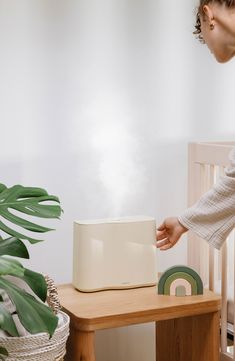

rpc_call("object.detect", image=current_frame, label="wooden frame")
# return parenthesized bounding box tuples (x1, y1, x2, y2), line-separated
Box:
(187, 141, 235, 360)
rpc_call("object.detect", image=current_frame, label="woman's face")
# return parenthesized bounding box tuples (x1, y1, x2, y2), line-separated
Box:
(200, 8, 235, 63)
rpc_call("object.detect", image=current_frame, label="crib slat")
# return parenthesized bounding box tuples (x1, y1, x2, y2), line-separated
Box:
(199, 164, 209, 283)
(208, 165, 215, 291)
(209, 247, 215, 291)
(233, 230, 235, 360)
(217, 167, 225, 282)
(187, 145, 205, 274)
(221, 242, 228, 353)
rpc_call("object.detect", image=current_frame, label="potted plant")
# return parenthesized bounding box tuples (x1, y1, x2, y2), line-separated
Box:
(0, 183, 69, 360)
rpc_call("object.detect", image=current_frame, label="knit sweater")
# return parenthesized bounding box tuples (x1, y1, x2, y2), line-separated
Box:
(178, 147, 235, 250)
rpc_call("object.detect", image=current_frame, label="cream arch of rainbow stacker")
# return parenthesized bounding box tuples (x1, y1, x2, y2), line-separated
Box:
(157, 265, 203, 297)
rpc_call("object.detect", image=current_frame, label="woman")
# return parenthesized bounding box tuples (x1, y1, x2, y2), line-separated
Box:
(156, 0, 235, 251)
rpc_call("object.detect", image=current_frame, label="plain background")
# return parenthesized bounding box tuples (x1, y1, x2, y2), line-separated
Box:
(1, 0, 235, 360)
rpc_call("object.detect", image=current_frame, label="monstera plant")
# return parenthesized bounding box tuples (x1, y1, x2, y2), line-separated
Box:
(0, 183, 62, 358)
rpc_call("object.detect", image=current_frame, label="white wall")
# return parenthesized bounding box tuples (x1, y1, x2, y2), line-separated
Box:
(1, 1, 235, 360)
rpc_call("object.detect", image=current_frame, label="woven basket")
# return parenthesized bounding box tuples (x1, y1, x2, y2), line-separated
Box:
(0, 276, 70, 361)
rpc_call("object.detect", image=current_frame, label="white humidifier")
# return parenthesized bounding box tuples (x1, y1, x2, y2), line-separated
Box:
(73, 216, 157, 292)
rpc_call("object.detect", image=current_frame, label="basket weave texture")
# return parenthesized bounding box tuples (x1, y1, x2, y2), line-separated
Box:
(0, 276, 70, 361)
(0, 311, 69, 361)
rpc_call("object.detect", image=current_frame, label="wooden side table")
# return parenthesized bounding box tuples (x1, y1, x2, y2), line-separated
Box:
(58, 284, 221, 361)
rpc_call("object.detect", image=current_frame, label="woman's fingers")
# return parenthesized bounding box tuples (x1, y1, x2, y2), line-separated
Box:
(156, 238, 169, 248)
(156, 230, 168, 241)
(159, 243, 173, 251)
(158, 237, 177, 250)
(157, 223, 166, 231)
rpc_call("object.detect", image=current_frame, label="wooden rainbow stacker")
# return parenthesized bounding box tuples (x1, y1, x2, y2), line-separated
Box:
(158, 265, 203, 297)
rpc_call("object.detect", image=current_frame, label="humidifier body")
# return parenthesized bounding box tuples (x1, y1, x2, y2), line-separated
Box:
(73, 216, 157, 292)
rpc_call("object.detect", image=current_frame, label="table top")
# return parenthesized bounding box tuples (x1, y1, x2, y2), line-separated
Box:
(58, 284, 221, 331)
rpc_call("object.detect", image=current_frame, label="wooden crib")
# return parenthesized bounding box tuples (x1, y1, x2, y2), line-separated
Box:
(187, 141, 235, 360)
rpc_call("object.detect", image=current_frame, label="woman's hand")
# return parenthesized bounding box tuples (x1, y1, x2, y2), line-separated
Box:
(156, 217, 188, 251)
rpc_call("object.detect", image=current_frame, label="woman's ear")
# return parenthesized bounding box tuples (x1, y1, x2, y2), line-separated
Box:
(203, 5, 214, 21)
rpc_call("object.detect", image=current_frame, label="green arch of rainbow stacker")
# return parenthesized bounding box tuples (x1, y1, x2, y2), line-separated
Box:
(158, 265, 203, 295)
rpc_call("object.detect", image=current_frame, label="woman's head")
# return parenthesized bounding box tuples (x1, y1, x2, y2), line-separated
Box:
(198, 0, 235, 13)
(194, 0, 235, 62)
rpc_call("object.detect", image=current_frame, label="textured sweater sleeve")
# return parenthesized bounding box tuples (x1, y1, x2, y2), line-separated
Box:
(178, 147, 235, 250)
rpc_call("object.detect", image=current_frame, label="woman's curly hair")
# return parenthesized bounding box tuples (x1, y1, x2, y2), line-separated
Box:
(194, 0, 235, 42)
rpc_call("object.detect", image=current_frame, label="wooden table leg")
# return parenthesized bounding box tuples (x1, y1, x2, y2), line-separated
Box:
(156, 311, 220, 361)
(65, 323, 95, 361)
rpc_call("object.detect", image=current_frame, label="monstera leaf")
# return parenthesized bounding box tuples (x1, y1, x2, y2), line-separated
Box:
(0, 279, 58, 337)
(0, 256, 47, 302)
(0, 236, 29, 259)
(0, 184, 62, 244)
(0, 257, 24, 276)
(0, 255, 54, 337)
(0, 184, 62, 343)
(0, 302, 19, 336)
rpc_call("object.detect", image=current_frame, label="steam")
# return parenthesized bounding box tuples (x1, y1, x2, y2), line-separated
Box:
(88, 95, 146, 215)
